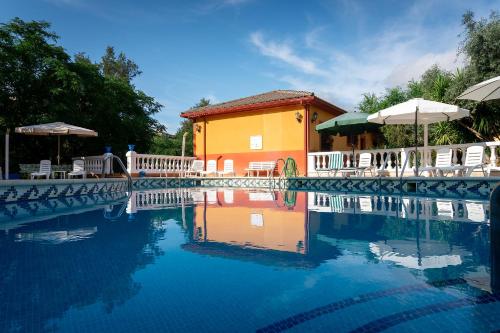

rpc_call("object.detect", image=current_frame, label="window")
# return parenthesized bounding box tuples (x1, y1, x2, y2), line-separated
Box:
(320, 133, 332, 151)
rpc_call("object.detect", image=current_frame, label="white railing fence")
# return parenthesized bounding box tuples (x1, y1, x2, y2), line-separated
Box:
(126, 151, 196, 175)
(308, 141, 500, 177)
(72, 154, 112, 175)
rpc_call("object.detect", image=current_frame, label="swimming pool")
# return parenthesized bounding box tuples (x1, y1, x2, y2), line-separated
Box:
(1, 188, 498, 332)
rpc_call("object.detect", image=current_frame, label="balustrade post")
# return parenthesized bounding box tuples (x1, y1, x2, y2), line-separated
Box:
(103, 152, 113, 175)
(126, 150, 137, 174)
(488, 143, 498, 167)
(307, 154, 317, 176)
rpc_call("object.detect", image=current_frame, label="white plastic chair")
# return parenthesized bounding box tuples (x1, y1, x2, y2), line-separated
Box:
(418, 148, 452, 176)
(68, 160, 86, 179)
(218, 160, 235, 177)
(438, 146, 486, 176)
(199, 160, 217, 177)
(31, 160, 51, 179)
(355, 153, 374, 176)
(186, 160, 204, 177)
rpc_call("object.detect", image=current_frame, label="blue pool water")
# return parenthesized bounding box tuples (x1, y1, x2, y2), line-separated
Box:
(0, 188, 498, 332)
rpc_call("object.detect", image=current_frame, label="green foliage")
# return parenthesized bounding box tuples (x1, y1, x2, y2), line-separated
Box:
(100, 46, 142, 82)
(149, 98, 211, 156)
(0, 18, 161, 168)
(357, 11, 500, 147)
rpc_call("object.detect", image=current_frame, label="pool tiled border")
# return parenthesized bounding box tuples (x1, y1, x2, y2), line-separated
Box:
(0, 176, 499, 204)
(0, 178, 128, 204)
(136, 176, 500, 200)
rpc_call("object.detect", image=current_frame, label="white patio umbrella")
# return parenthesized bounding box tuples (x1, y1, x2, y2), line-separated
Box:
(15, 122, 98, 165)
(457, 75, 500, 101)
(367, 98, 470, 175)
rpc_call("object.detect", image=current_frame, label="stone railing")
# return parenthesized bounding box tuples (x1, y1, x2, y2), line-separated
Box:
(308, 141, 500, 177)
(126, 151, 196, 176)
(72, 154, 112, 175)
(308, 192, 489, 223)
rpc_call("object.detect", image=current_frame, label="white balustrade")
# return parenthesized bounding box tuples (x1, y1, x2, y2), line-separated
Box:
(308, 141, 500, 177)
(126, 151, 196, 175)
(72, 155, 110, 175)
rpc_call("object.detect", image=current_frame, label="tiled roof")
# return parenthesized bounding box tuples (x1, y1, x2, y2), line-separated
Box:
(180, 90, 345, 119)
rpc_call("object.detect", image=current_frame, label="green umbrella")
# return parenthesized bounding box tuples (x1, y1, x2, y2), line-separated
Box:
(316, 112, 381, 166)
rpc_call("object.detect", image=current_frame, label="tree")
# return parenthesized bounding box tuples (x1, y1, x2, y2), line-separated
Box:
(0, 18, 161, 169)
(358, 11, 500, 147)
(150, 98, 211, 156)
(100, 46, 141, 83)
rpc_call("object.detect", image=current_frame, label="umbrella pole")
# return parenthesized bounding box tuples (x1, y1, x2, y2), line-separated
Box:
(5, 129, 9, 180)
(57, 135, 60, 165)
(423, 124, 428, 167)
(351, 134, 355, 167)
(414, 106, 418, 176)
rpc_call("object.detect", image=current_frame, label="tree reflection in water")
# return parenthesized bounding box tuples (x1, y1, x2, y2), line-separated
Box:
(0, 206, 192, 332)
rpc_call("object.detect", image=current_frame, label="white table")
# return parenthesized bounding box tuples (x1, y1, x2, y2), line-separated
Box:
(51, 171, 67, 179)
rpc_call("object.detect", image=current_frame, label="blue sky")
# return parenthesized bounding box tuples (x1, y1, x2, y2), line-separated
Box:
(2, 0, 499, 132)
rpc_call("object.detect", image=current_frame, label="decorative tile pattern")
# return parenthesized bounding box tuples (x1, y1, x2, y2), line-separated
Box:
(287, 177, 500, 200)
(0, 179, 128, 204)
(0, 176, 498, 204)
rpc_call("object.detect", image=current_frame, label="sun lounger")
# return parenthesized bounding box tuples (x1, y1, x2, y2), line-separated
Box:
(434, 145, 486, 177)
(327, 152, 344, 176)
(354, 153, 375, 176)
(31, 160, 51, 179)
(218, 159, 235, 177)
(68, 160, 86, 179)
(186, 160, 204, 177)
(418, 148, 453, 176)
(199, 160, 217, 177)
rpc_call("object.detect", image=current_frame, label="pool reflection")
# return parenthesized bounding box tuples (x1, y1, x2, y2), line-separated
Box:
(0, 188, 494, 332)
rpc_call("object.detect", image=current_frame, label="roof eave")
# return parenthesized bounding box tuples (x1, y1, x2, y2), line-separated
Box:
(180, 96, 345, 119)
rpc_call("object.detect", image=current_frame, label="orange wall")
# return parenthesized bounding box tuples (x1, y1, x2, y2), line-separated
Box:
(193, 105, 307, 175)
(191, 104, 346, 176)
(308, 105, 341, 152)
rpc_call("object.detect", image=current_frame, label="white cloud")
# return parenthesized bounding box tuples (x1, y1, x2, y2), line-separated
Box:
(248, 2, 472, 109)
(250, 32, 328, 77)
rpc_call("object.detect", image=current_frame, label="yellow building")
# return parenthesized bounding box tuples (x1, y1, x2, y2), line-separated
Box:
(181, 90, 351, 176)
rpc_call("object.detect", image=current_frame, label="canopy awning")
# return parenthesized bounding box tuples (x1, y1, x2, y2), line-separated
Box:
(15, 122, 98, 137)
(457, 75, 500, 102)
(316, 112, 381, 135)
